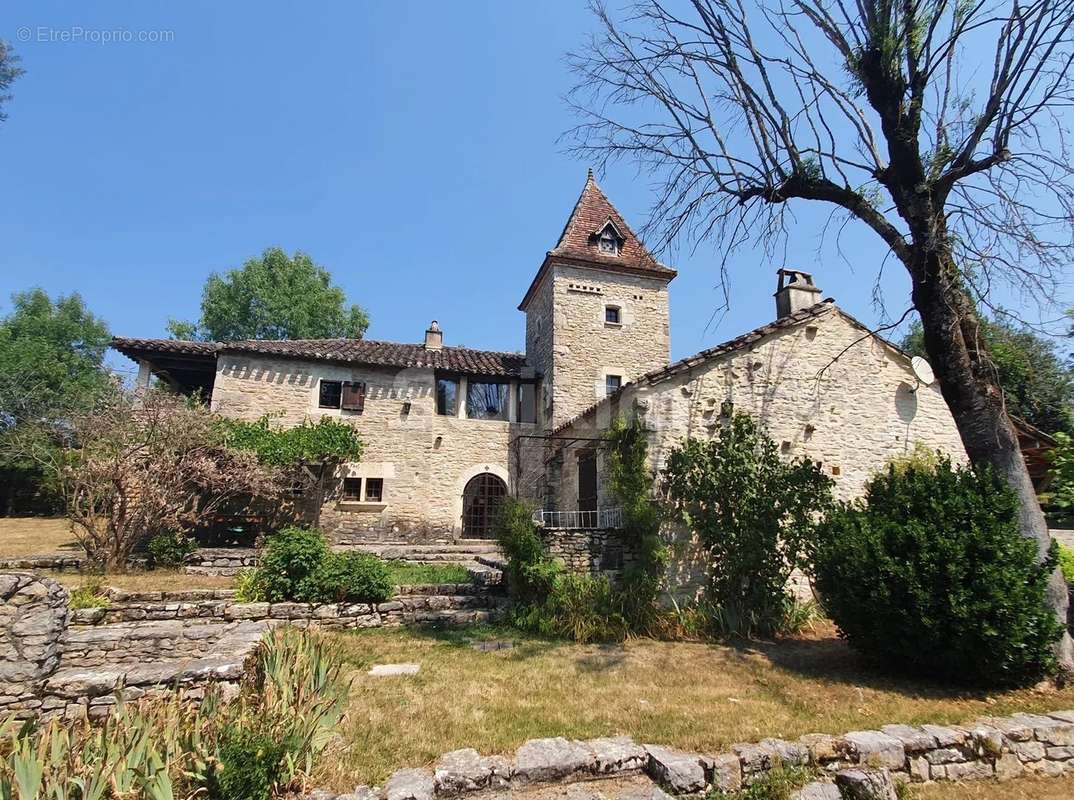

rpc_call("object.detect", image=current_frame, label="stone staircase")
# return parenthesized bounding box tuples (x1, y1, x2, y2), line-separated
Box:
(333, 539, 504, 565)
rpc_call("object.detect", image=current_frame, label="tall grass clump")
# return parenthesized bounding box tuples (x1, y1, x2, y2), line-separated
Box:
(0, 627, 346, 800)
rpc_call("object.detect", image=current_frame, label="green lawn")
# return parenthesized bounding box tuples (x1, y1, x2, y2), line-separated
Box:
(312, 624, 1074, 791)
(385, 562, 472, 586)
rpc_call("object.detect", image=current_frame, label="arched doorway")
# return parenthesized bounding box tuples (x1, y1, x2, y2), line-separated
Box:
(462, 473, 507, 539)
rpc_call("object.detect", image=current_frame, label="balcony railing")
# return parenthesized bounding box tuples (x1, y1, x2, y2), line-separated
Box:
(531, 507, 624, 530)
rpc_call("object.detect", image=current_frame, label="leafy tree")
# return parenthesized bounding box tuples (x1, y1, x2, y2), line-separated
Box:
(0, 289, 112, 515)
(0, 39, 23, 123)
(903, 318, 1074, 435)
(568, 0, 1074, 672)
(663, 413, 834, 637)
(168, 248, 370, 341)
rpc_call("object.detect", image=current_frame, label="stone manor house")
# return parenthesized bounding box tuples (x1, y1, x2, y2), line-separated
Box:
(114, 173, 967, 547)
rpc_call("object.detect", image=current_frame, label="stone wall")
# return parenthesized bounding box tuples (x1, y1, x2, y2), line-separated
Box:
(540, 528, 636, 575)
(68, 584, 506, 628)
(528, 263, 671, 430)
(305, 709, 1074, 800)
(210, 355, 545, 540)
(0, 573, 68, 718)
(548, 307, 968, 601)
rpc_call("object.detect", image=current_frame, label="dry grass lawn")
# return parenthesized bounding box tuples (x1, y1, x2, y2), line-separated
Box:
(910, 774, 1074, 799)
(0, 517, 79, 556)
(315, 625, 1074, 790)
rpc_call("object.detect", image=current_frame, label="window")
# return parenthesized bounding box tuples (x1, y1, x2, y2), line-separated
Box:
(467, 381, 509, 421)
(342, 477, 362, 501)
(319, 380, 343, 409)
(436, 376, 459, 416)
(364, 478, 383, 502)
(518, 382, 537, 424)
(605, 305, 621, 324)
(599, 227, 619, 255)
(605, 375, 622, 397)
(319, 379, 365, 412)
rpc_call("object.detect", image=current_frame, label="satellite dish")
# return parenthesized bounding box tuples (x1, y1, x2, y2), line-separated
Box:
(911, 356, 935, 387)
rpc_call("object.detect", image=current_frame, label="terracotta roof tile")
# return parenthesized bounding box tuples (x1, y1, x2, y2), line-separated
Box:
(519, 172, 676, 309)
(551, 171, 671, 274)
(112, 337, 529, 378)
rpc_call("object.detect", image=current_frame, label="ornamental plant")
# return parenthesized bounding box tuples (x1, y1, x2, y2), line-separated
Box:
(813, 458, 1063, 686)
(662, 413, 833, 637)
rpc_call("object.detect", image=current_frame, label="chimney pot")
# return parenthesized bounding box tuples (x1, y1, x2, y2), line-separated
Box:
(774, 269, 822, 318)
(424, 320, 443, 350)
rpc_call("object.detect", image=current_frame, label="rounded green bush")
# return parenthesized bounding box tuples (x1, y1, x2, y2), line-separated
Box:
(297, 551, 393, 604)
(814, 459, 1063, 687)
(256, 526, 329, 602)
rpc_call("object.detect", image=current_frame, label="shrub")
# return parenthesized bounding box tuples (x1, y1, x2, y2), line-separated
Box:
(68, 576, 109, 609)
(209, 724, 288, 800)
(245, 527, 394, 604)
(147, 530, 198, 568)
(255, 526, 329, 602)
(496, 498, 562, 605)
(1060, 545, 1074, 583)
(298, 551, 393, 604)
(813, 458, 1063, 686)
(663, 413, 834, 637)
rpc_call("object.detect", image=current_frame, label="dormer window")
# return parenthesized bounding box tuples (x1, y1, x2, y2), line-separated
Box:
(599, 227, 620, 255)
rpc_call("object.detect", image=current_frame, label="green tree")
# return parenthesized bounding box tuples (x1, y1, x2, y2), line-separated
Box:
(0, 289, 112, 514)
(0, 39, 23, 123)
(168, 248, 370, 341)
(903, 318, 1074, 435)
(0, 289, 112, 424)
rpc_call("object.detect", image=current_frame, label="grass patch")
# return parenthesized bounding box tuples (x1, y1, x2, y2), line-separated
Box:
(386, 562, 471, 586)
(46, 570, 235, 593)
(910, 774, 1074, 799)
(0, 517, 79, 556)
(314, 624, 1074, 791)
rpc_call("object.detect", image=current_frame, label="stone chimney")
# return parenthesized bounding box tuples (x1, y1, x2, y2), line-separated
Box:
(424, 320, 443, 350)
(774, 269, 822, 318)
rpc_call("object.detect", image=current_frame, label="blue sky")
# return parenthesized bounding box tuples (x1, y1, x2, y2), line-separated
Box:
(2, 1, 1068, 377)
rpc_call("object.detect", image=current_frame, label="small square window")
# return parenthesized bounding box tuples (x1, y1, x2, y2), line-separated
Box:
(605, 375, 622, 396)
(365, 478, 384, 502)
(605, 306, 621, 324)
(319, 380, 343, 409)
(342, 477, 362, 501)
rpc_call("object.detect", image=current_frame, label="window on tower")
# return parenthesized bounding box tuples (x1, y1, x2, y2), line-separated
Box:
(598, 226, 620, 255)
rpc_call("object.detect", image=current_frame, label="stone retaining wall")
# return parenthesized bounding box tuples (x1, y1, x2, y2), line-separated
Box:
(307, 709, 1074, 800)
(540, 528, 636, 575)
(69, 584, 505, 627)
(0, 573, 68, 717)
(184, 547, 258, 576)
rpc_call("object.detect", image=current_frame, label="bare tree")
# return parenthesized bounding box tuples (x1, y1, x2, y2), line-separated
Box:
(11, 388, 287, 570)
(567, 0, 1074, 672)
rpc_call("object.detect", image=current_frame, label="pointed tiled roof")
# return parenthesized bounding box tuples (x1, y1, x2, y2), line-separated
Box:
(519, 171, 676, 309)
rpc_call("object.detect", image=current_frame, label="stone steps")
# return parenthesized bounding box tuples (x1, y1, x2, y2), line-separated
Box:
(334, 541, 503, 563)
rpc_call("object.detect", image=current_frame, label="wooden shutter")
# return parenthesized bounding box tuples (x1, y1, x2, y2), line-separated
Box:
(341, 381, 366, 412)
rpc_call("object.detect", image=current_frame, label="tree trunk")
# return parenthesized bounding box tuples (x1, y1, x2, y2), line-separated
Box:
(911, 252, 1074, 677)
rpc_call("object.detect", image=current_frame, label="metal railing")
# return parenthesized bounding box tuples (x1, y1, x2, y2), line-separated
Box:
(531, 507, 624, 530)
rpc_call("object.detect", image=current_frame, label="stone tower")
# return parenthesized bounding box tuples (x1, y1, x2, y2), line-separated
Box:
(519, 172, 676, 431)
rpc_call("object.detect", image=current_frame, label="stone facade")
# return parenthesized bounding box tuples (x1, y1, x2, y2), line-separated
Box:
(549, 304, 967, 598)
(211, 355, 544, 539)
(524, 264, 671, 430)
